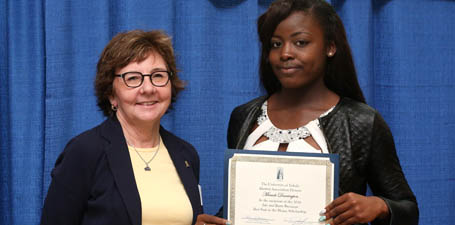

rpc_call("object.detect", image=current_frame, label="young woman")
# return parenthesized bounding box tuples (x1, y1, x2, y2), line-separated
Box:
(224, 0, 419, 224)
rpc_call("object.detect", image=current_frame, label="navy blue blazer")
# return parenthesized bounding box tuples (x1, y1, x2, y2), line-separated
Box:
(40, 117, 203, 225)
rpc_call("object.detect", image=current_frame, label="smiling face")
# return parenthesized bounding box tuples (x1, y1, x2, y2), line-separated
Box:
(109, 51, 171, 127)
(268, 11, 336, 91)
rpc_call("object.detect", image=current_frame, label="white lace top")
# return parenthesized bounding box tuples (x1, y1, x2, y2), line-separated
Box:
(244, 101, 334, 153)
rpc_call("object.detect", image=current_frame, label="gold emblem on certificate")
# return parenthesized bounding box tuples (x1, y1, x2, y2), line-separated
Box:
(224, 150, 339, 225)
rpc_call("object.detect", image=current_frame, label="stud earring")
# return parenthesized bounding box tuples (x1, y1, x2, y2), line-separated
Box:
(328, 52, 334, 57)
(111, 104, 118, 111)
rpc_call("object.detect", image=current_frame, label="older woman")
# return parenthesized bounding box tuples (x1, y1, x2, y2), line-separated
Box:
(41, 30, 203, 225)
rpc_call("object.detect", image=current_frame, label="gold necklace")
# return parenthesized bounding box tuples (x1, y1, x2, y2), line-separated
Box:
(128, 139, 160, 171)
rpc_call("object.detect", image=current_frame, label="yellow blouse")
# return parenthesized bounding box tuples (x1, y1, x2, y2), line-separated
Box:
(128, 137, 193, 225)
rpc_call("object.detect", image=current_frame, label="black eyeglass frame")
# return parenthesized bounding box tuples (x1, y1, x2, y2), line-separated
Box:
(114, 70, 173, 88)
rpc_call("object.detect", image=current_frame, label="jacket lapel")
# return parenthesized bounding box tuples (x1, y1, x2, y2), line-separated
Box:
(236, 96, 267, 149)
(319, 98, 347, 154)
(100, 118, 141, 225)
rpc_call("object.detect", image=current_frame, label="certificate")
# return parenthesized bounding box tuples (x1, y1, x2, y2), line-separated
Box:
(223, 149, 339, 225)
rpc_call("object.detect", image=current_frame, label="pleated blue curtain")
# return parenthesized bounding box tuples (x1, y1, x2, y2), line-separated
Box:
(337, 2, 455, 224)
(0, 1, 46, 224)
(1, 0, 454, 224)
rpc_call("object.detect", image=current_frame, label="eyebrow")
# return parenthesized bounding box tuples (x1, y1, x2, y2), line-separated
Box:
(291, 31, 311, 37)
(150, 67, 168, 72)
(272, 31, 312, 39)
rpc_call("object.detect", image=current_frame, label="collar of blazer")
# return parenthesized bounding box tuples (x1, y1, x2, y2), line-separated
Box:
(98, 117, 201, 225)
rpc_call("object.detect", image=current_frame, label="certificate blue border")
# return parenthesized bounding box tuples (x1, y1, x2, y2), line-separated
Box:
(223, 149, 339, 219)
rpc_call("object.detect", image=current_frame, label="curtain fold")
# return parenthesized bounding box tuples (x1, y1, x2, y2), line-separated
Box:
(1, 1, 46, 224)
(1, 0, 454, 224)
(0, 2, 10, 223)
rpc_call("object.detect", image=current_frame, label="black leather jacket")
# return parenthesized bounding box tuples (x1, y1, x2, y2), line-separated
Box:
(227, 96, 418, 225)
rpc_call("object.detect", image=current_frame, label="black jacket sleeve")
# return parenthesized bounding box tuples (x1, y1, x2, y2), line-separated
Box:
(368, 112, 419, 225)
(40, 134, 104, 225)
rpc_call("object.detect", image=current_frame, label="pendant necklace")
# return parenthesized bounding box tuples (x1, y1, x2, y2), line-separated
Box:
(128, 138, 160, 171)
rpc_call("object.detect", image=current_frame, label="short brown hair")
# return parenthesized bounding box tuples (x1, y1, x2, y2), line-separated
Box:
(95, 30, 185, 117)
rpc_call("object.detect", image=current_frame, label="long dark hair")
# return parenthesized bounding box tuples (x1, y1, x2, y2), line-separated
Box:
(257, 0, 365, 103)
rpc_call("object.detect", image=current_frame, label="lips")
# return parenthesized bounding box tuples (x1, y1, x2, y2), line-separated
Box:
(277, 65, 301, 74)
(137, 101, 157, 106)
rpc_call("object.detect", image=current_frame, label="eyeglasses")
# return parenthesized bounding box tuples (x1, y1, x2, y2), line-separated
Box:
(115, 71, 172, 88)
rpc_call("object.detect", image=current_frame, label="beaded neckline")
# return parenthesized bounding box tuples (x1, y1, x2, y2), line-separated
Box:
(257, 101, 334, 144)
(257, 101, 311, 143)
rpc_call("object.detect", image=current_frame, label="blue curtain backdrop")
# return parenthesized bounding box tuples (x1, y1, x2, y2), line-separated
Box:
(1, 0, 454, 224)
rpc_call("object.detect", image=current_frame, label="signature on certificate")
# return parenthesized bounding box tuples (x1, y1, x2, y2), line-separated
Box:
(284, 217, 314, 225)
(240, 216, 275, 224)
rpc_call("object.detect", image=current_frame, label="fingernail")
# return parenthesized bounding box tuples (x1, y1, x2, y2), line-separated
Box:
(226, 220, 232, 225)
(319, 209, 326, 215)
(319, 215, 326, 222)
